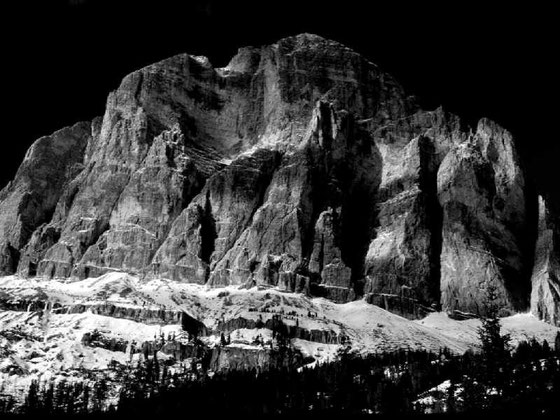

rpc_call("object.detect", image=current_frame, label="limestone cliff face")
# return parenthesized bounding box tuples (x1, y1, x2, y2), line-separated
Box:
(0, 122, 92, 275)
(363, 109, 466, 315)
(437, 120, 530, 317)
(0, 33, 557, 324)
(152, 148, 280, 284)
(531, 196, 560, 324)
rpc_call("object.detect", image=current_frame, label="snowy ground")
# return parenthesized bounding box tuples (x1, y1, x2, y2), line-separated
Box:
(1, 273, 558, 408)
(416, 311, 560, 349)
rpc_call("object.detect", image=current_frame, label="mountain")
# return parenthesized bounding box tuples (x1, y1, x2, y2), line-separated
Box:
(1, 33, 557, 322)
(0, 33, 559, 413)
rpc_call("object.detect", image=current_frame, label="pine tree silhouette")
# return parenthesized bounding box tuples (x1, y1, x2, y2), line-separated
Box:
(475, 281, 512, 407)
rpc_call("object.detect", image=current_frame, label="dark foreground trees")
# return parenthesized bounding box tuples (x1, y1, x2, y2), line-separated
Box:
(7, 337, 559, 419)
(5, 296, 560, 418)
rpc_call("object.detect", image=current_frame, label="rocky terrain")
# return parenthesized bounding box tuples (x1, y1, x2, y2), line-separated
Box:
(0, 33, 559, 410)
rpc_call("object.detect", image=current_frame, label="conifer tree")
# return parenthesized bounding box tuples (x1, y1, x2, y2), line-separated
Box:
(24, 380, 40, 414)
(477, 282, 511, 391)
(478, 284, 510, 356)
(43, 382, 54, 414)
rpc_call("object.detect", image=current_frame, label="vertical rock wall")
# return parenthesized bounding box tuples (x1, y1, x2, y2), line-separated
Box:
(0, 34, 556, 324)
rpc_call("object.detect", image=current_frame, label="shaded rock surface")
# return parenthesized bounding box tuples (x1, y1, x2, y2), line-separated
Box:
(0, 33, 557, 323)
(216, 316, 342, 344)
(530, 195, 560, 324)
(209, 345, 307, 372)
(0, 122, 93, 274)
(437, 120, 531, 316)
(152, 149, 280, 284)
(75, 126, 208, 278)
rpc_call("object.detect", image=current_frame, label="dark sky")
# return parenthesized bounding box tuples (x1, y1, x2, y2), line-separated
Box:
(1, 0, 557, 191)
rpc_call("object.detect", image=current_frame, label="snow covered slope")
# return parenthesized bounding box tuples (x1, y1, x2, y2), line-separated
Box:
(1, 273, 558, 408)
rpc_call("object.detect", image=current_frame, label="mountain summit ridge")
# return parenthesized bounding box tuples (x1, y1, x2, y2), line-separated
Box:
(0, 33, 558, 324)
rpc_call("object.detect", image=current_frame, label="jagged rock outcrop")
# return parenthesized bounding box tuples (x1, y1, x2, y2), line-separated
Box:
(0, 243, 18, 276)
(309, 208, 353, 301)
(0, 33, 557, 323)
(362, 108, 467, 315)
(16, 224, 60, 277)
(152, 149, 279, 283)
(81, 330, 129, 352)
(437, 120, 531, 316)
(364, 136, 440, 309)
(531, 195, 560, 324)
(74, 126, 208, 278)
(0, 122, 92, 274)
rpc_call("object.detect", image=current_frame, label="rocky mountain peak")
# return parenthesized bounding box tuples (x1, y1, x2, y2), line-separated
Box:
(0, 34, 558, 325)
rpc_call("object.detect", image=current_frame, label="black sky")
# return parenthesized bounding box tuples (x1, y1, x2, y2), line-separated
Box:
(1, 0, 557, 191)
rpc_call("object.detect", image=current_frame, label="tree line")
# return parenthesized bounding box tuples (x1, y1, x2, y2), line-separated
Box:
(3, 289, 560, 418)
